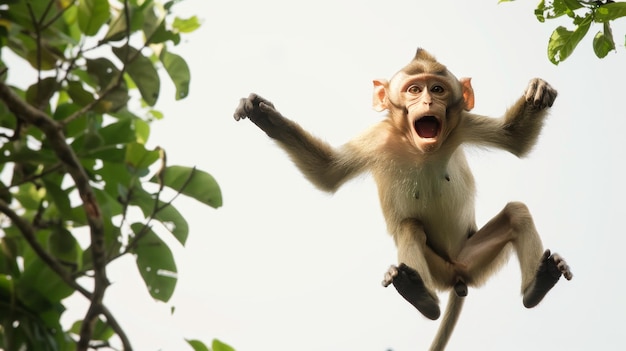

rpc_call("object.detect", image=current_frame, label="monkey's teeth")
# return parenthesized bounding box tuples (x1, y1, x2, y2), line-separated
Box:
(414, 116, 439, 138)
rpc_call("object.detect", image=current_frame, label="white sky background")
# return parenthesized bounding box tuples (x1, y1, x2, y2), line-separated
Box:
(7, 0, 626, 350)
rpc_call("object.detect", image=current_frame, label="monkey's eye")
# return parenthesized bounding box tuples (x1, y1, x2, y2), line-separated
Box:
(407, 85, 421, 94)
(431, 85, 445, 93)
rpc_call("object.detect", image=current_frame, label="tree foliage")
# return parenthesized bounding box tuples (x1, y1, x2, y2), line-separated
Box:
(0, 0, 223, 350)
(502, 0, 626, 64)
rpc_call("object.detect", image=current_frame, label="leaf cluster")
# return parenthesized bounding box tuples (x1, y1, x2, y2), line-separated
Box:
(502, 0, 626, 64)
(0, 1, 224, 350)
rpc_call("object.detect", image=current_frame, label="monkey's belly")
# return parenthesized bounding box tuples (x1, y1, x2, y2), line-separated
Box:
(413, 192, 474, 258)
(386, 173, 475, 259)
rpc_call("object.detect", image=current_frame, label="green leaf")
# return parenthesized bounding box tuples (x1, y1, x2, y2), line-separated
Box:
(98, 161, 133, 196)
(77, 0, 111, 36)
(70, 317, 114, 341)
(186, 339, 211, 351)
(151, 21, 181, 45)
(149, 109, 164, 120)
(535, 0, 547, 22)
(173, 16, 202, 33)
(142, 2, 165, 39)
(48, 227, 82, 270)
(595, 2, 626, 23)
(134, 118, 151, 144)
(19, 252, 74, 305)
(93, 186, 124, 219)
(547, 18, 591, 65)
(82, 146, 126, 163)
(54, 103, 86, 137)
(151, 166, 223, 208)
(593, 23, 616, 59)
(13, 183, 45, 210)
(212, 339, 236, 351)
(0, 237, 20, 276)
(131, 223, 178, 302)
(562, 0, 583, 11)
(0, 94, 16, 129)
(160, 49, 190, 100)
(66, 80, 96, 106)
(99, 118, 136, 145)
(155, 203, 189, 244)
(26, 77, 58, 109)
(86, 58, 118, 87)
(104, 5, 143, 42)
(535, 0, 570, 22)
(42, 175, 73, 220)
(130, 187, 190, 245)
(92, 317, 115, 341)
(112, 45, 160, 106)
(99, 86, 131, 113)
(1, 142, 57, 165)
(125, 142, 160, 170)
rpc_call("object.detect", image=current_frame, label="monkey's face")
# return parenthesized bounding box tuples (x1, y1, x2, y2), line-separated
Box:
(390, 73, 456, 153)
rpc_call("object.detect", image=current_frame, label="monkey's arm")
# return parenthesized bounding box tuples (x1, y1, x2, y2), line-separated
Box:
(234, 93, 367, 192)
(461, 78, 557, 157)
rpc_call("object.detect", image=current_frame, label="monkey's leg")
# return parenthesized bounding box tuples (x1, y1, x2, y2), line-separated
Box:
(456, 202, 571, 307)
(383, 219, 453, 320)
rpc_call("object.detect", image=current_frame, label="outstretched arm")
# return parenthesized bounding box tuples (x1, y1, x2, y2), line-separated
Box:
(234, 93, 366, 192)
(461, 78, 557, 157)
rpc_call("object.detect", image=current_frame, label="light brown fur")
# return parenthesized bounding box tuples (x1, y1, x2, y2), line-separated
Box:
(234, 48, 572, 350)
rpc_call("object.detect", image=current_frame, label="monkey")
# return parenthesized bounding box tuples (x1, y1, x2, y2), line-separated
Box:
(233, 48, 572, 351)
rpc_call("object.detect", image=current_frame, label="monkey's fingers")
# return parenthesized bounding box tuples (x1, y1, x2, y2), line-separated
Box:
(525, 78, 557, 109)
(258, 101, 289, 129)
(254, 94, 275, 109)
(536, 85, 557, 108)
(233, 96, 254, 121)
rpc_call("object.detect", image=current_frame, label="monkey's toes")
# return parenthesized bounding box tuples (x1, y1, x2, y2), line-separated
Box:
(553, 253, 573, 281)
(392, 264, 440, 320)
(382, 265, 399, 287)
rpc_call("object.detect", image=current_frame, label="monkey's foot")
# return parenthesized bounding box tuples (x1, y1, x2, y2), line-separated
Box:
(523, 249, 573, 308)
(382, 264, 441, 320)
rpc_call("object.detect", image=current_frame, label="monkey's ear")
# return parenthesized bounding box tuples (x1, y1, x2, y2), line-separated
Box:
(460, 77, 475, 111)
(373, 79, 389, 112)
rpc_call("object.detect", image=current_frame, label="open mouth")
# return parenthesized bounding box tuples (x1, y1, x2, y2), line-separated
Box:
(414, 116, 440, 139)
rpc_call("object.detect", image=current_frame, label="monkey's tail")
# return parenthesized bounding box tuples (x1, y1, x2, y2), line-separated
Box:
(429, 291, 465, 351)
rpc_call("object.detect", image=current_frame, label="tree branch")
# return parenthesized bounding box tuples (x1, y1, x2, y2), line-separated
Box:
(0, 81, 108, 350)
(0, 199, 77, 289)
(0, 200, 133, 350)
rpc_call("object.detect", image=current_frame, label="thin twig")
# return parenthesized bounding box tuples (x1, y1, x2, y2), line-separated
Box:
(25, 2, 43, 90)
(10, 162, 63, 187)
(41, 1, 74, 31)
(124, 167, 197, 255)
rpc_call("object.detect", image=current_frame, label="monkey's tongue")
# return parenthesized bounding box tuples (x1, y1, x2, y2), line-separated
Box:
(414, 117, 439, 138)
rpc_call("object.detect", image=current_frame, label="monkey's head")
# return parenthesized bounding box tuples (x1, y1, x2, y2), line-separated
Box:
(372, 48, 475, 153)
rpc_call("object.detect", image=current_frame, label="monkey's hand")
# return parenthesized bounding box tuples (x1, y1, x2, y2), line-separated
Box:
(233, 93, 292, 139)
(524, 78, 557, 109)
